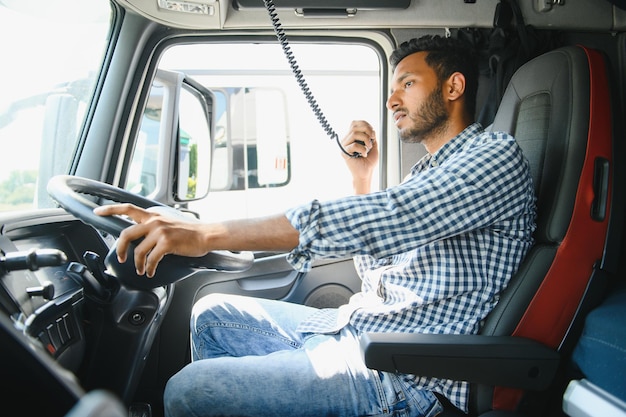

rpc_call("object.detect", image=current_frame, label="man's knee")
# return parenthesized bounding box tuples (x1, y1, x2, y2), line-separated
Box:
(164, 360, 246, 417)
(163, 365, 197, 416)
(191, 292, 223, 314)
(190, 293, 238, 328)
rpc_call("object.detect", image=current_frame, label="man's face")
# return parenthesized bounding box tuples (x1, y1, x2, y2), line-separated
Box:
(387, 51, 449, 144)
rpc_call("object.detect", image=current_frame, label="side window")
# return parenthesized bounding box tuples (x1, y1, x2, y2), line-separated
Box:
(157, 42, 381, 222)
(0, 0, 111, 213)
(127, 83, 163, 196)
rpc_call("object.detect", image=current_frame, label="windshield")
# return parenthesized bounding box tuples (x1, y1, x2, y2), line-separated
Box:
(0, 0, 112, 213)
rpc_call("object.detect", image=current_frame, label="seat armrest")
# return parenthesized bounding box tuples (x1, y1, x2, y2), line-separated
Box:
(359, 333, 559, 390)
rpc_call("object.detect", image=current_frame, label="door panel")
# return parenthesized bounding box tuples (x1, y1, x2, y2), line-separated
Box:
(194, 256, 361, 308)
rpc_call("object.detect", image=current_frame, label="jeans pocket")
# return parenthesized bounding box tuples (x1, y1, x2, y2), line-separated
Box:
(378, 372, 443, 417)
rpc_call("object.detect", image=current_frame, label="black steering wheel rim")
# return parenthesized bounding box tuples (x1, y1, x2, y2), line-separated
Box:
(46, 175, 254, 290)
(47, 175, 168, 237)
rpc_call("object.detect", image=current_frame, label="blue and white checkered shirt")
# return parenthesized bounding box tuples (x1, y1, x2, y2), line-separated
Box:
(285, 123, 536, 412)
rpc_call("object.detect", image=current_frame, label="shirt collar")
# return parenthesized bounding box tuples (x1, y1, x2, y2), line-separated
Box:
(410, 122, 484, 175)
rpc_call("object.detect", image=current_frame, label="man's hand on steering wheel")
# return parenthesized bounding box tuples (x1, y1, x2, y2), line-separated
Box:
(46, 175, 254, 289)
(94, 204, 212, 278)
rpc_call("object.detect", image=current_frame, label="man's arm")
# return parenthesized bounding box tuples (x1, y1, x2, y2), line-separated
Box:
(94, 204, 298, 277)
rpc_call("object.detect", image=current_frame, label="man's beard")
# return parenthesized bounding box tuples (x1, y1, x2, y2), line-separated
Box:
(398, 86, 449, 144)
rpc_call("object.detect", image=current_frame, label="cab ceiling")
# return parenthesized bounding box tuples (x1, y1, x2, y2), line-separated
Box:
(116, 0, 626, 31)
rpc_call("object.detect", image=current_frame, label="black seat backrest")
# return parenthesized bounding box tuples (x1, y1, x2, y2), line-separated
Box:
(475, 45, 614, 413)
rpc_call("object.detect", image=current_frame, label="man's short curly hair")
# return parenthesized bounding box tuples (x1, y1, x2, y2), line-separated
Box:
(390, 35, 479, 119)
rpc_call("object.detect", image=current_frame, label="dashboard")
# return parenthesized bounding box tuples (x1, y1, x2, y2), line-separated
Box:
(0, 209, 112, 371)
(0, 208, 169, 404)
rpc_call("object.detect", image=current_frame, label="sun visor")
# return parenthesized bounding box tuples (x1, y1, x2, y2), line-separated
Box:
(232, 0, 410, 11)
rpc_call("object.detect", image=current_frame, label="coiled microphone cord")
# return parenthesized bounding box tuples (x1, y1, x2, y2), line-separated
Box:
(262, 0, 361, 158)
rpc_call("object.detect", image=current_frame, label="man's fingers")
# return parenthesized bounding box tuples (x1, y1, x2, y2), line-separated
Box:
(128, 231, 167, 278)
(131, 235, 151, 277)
(115, 223, 148, 264)
(342, 134, 373, 156)
(121, 222, 177, 277)
(93, 203, 150, 223)
(350, 121, 375, 141)
(93, 203, 183, 278)
(144, 245, 166, 278)
(341, 120, 376, 157)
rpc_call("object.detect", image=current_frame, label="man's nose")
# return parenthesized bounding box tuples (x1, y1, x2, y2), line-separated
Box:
(386, 92, 400, 111)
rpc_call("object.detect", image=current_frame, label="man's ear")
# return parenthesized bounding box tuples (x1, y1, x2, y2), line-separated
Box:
(445, 72, 466, 101)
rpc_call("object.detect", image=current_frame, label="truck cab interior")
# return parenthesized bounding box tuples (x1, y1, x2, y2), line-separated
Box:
(0, 1, 625, 417)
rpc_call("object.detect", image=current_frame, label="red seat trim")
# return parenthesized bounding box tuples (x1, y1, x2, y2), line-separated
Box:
(493, 46, 613, 411)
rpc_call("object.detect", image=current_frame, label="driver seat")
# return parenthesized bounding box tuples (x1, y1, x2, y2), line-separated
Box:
(361, 44, 617, 416)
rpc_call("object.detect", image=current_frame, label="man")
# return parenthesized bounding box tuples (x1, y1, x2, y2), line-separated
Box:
(95, 35, 536, 416)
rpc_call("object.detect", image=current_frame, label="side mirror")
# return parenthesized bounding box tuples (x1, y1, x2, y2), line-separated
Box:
(175, 76, 214, 201)
(126, 69, 215, 204)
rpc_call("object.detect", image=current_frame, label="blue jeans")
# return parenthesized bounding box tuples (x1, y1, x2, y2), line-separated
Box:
(164, 293, 443, 417)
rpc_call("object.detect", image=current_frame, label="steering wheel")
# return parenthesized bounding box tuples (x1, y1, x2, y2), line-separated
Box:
(47, 175, 254, 290)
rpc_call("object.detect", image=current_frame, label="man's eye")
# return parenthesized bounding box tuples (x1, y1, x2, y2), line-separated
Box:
(404, 81, 413, 88)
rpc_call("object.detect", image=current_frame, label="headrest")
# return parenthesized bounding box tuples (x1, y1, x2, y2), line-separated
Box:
(491, 46, 591, 244)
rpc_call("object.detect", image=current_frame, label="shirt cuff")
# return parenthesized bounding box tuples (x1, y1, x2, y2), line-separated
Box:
(285, 199, 322, 272)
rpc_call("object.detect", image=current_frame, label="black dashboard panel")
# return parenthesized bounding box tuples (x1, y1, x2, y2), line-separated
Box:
(1, 211, 110, 309)
(0, 208, 171, 403)
(0, 209, 112, 370)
